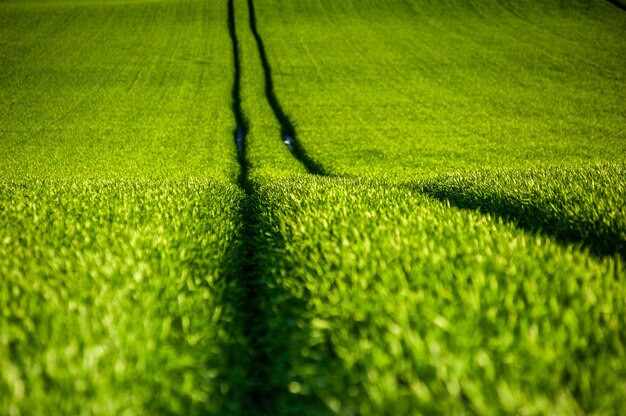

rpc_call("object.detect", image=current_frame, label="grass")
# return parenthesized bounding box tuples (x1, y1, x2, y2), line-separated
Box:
(231, 0, 306, 179)
(419, 164, 626, 259)
(255, 0, 626, 179)
(241, 0, 626, 413)
(0, 0, 248, 413)
(0, 0, 238, 181)
(248, 176, 626, 415)
(1, 0, 625, 414)
(0, 179, 247, 414)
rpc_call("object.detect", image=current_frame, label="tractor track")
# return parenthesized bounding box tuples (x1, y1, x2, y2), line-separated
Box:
(228, 0, 277, 413)
(246, 0, 327, 176)
(226, 0, 330, 412)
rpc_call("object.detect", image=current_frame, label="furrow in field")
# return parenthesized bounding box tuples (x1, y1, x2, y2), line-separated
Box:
(233, 0, 306, 179)
(229, 1, 318, 413)
(228, 0, 248, 166)
(228, 0, 275, 411)
(246, 0, 326, 176)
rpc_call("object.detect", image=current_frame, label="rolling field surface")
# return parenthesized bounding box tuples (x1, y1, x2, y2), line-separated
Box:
(249, 177, 625, 414)
(1, 0, 247, 413)
(1, 0, 625, 414)
(256, 0, 626, 178)
(0, 0, 238, 180)
(244, 0, 626, 413)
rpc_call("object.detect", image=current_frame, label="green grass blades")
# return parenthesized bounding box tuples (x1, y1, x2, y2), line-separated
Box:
(0, 0, 238, 181)
(250, 176, 626, 415)
(2, 0, 626, 414)
(0, 179, 247, 414)
(0, 0, 248, 413)
(419, 163, 626, 259)
(254, 0, 626, 179)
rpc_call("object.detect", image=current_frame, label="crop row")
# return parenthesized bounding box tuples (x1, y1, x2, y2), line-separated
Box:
(1, 0, 625, 414)
(247, 176, 625, 414)
(0, 179, 247, 414)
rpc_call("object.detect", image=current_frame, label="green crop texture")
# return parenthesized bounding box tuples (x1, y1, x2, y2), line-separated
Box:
(256, 0, 626, 179)
(249, 177, 625, 414)
(244, 0, 626, 413)
(1, 0, 625, 414)
(0, 0, 239, 181)
(1, 0, 247, 413)
(0, 179, 246, 414)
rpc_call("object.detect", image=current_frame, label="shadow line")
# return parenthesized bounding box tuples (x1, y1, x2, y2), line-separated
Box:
(227, 2, 330, 414)
(415, 183, 625, 260)
(606, 0, 626, 11)
(247, 0, 327, 176)
(228, 0, 275, 412)
(228, 0, 248, 180)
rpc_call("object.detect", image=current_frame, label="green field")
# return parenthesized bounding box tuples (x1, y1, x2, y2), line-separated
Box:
(1, 0, 625, 414)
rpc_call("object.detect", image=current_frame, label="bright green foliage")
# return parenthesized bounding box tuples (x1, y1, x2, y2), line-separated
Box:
(0, 179, 246, 414)
(0, 0, 238, 181)
(2, 0, 626, 414)
(0, 0, 247, 414)
(251, 176, 626, 415)
(420, 164, 626, 258)
(255, 0, 626, 179)
(240, 0, 626, 413)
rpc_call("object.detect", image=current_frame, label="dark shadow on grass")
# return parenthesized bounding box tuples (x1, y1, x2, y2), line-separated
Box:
(226, 1, 331, 413)
(229, 0, 274, 411)
(228, 0, 248, 169)
(606, 0, 626, 11)
(414, 182, 625, 260)
(246, 0, 327, 176)
(239, 185, 333, 415)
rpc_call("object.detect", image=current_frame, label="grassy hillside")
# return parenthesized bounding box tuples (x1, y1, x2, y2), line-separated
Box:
(0, 0, 247, 413)
(255, 0, 626, 178)
(238, 0, 626, 413)
(1, 0, 625, 414)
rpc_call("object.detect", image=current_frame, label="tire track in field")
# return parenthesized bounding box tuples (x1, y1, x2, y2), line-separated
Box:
(246, 0, 327, 176)
(228, 1, 271, 412)
(228, 1, 306, 413)
(229, 0, 248, 168)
